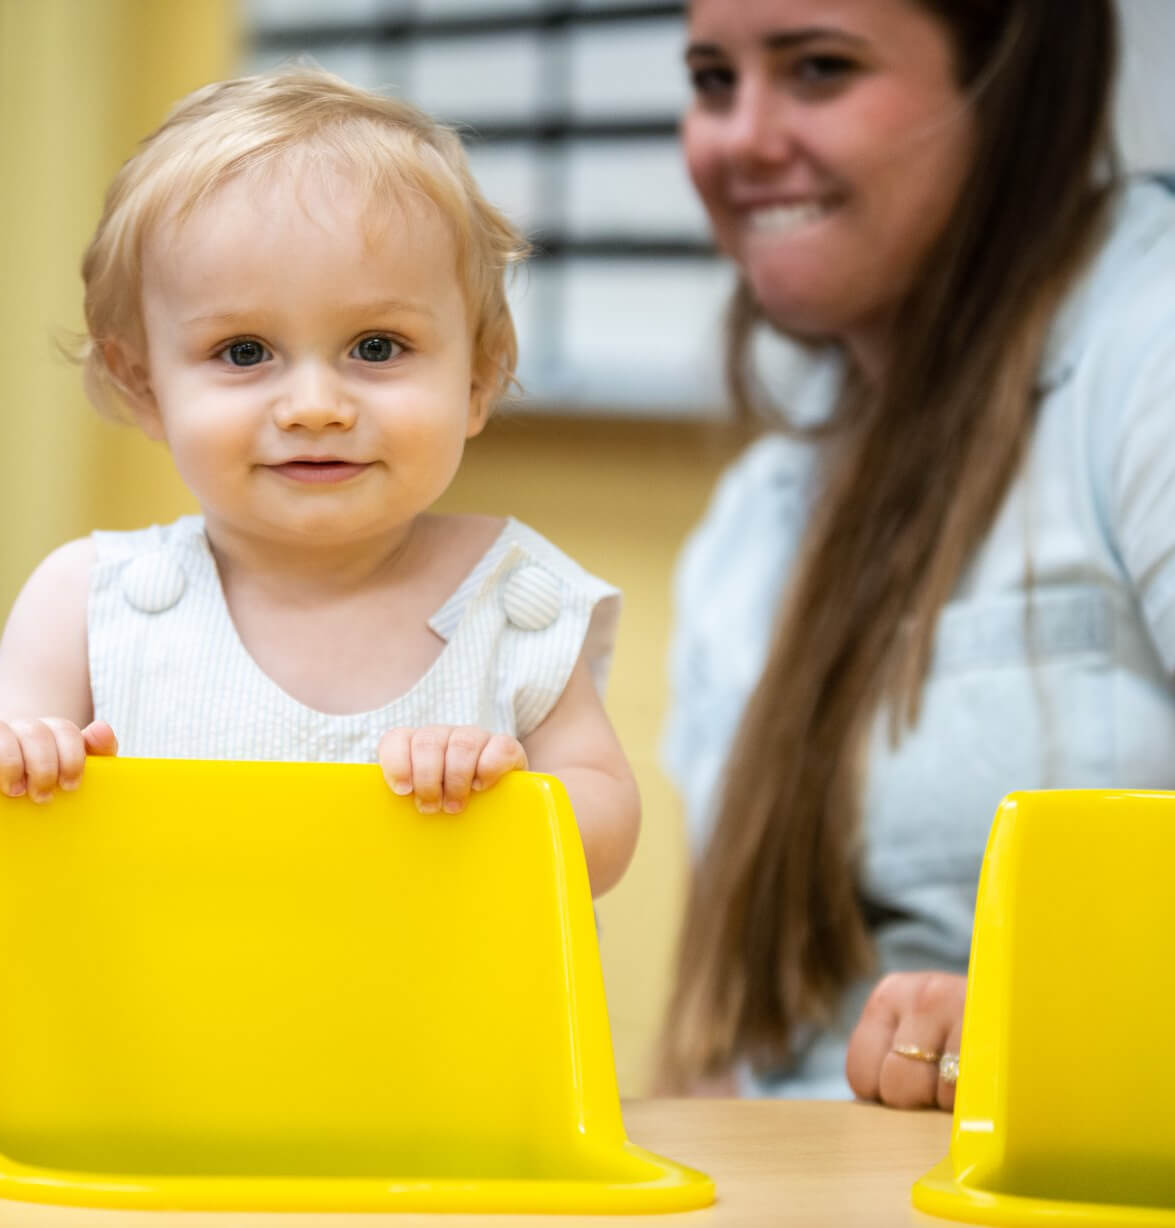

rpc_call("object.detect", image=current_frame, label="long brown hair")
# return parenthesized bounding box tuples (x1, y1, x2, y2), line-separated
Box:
(662, 0, 1119, 1085)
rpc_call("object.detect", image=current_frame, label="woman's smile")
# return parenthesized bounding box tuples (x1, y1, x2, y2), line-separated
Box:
(742, 197, 841, 238)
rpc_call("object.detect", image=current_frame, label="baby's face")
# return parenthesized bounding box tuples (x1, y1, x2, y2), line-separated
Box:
(128, 168, 484, 552)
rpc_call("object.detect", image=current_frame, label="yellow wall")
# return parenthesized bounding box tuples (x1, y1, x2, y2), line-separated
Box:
(0, 1, 740, 1095)
(0, 0, 228, 615)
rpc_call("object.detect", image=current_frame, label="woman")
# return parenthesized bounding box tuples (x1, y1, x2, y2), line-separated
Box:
(660, 0, 1175, 1109)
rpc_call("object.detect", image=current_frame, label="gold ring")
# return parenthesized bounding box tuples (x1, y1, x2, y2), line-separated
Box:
(891, 1043, 942, 1064)
(938, 1051, 960, 1085)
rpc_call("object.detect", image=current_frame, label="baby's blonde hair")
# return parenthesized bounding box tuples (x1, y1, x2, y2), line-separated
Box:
(81, 64, 528, 417)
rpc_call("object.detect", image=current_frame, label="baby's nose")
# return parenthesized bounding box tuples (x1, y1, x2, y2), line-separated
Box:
(273, 361, 356, 430)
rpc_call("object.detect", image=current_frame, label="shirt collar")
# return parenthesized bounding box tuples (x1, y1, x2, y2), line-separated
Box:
(1039, 177, 1174, 392)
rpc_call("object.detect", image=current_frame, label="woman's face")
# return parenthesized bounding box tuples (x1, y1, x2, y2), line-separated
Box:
(683, 0, 976, 369)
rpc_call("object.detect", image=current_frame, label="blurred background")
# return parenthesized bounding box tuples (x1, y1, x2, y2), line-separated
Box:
(1, 0, 1172, 1095)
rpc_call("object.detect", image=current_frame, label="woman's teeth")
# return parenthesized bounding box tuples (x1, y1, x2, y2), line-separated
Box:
(748, 202, 832, 235)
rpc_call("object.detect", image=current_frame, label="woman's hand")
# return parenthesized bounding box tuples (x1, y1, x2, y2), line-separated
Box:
(0, 718, 118, 802)
(378, 725, 528, 814)
(844, 971, 966, 1111)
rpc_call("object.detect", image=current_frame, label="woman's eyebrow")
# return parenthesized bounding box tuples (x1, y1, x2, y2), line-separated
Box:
(763, 28, 868, 50)
(686, 27, 867, 59)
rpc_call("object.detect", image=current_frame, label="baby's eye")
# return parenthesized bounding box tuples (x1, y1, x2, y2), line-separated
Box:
(219, 339, 270, 367)
(352, 335, 402, 363)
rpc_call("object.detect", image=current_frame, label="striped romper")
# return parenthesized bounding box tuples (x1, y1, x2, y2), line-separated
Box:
(88, 515, 620, 761)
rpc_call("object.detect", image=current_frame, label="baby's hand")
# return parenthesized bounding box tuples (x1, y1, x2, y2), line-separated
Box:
(377, 725, 527, 814)
(0, 719, 118, 803)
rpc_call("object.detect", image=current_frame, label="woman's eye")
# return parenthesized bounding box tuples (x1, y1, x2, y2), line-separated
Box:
(792, 55, 857, 87)
(689, 65, 736, 99)
(352, 335, 402, 363)
(219, 339, 270, 367)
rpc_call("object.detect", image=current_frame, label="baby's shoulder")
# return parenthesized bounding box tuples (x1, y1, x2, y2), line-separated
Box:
(0, 536, 95, 663)
(21, 535, 98, 596)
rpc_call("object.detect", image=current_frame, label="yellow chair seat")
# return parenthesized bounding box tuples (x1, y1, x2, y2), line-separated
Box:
(0, 758, 713, 1213)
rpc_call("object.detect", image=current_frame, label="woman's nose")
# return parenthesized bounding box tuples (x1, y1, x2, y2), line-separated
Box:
(272, 360, 356, 431)
(725, 79, 794, 169)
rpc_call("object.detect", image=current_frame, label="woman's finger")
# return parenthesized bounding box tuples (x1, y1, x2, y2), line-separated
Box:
(877, 972, 967, 1109)
(936, 1017, 964, 1112)
(845, 974, 904, 1103)
(878, 1009, 950, 1109)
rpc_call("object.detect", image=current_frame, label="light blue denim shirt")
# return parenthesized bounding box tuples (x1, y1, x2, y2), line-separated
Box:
(663, 179, 1175, 1098)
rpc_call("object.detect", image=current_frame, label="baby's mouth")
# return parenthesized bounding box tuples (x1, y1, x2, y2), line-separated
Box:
(268, 460, 371, 484)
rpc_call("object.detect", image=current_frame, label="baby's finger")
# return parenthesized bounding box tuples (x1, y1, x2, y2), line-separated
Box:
(377, 728, 415, 796)
(440, 726, 488, 814)
(43, 718, 87, 792)
(12, 720, 61, 804)
(472, 735, 528, 792)
(0, 723, 26, 798)
(409, 727, 450, 814)
(82, 721, 118, 757)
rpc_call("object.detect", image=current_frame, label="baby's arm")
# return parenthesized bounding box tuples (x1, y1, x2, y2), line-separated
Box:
(520, 655, 640, 896)
(377, 655, 640, 897)
(0, 538, 115, 802)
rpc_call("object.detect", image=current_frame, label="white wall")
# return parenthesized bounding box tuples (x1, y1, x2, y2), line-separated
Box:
(1116, 0, 1175, 173)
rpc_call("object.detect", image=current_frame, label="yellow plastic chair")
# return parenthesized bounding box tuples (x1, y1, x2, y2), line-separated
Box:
(0, 758, 714, 1213)
(914, 789, 1175, 1226)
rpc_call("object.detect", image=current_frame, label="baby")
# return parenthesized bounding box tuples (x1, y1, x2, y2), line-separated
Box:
(0, 67, 639, 895)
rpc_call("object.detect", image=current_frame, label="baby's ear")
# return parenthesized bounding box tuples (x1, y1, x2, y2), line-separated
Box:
(467, 342, 511, 436)
(466, 372, 494, 439)
(102, 340, 163, 439)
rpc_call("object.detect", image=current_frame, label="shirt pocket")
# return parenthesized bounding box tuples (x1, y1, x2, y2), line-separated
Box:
(929, 585, 1113, 676)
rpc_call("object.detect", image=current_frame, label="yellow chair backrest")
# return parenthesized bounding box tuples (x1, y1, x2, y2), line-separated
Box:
(0, 758, 712, 1213)
(915, 789, 1175, 1226)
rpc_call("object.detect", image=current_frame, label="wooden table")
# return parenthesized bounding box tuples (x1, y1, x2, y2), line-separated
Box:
(0, 1101, 953, 1227)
